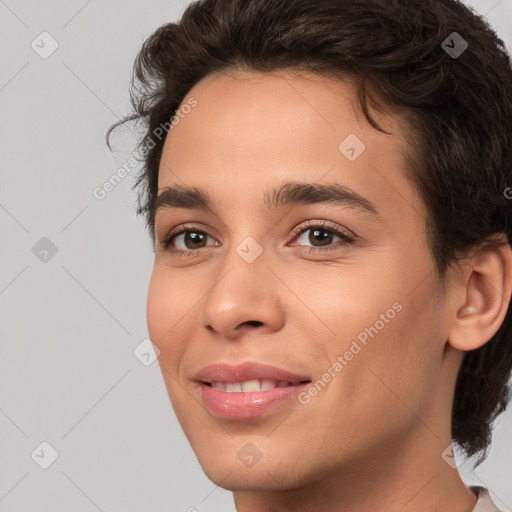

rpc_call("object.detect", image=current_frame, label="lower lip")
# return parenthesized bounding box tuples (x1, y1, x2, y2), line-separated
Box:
(199, 382, 311, 419)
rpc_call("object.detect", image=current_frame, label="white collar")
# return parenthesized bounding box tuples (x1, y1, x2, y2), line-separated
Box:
(470, 486, 502, 512)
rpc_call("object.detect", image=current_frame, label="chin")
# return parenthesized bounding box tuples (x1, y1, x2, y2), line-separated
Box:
(201, 462, 296, 492)
(192, 443, 311, 492)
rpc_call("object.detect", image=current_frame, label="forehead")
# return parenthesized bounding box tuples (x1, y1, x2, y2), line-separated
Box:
(157, 69, 424, 223)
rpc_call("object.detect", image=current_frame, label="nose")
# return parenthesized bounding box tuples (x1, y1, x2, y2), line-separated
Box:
(200, 251, 285, 339)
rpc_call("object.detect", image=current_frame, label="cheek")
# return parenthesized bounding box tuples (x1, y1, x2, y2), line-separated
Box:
(309, 253, 445, 409)
(146, 266, 189, 353)
(146, 268, 193, 411)
(343, 282, 446, 419)
(302, 267, 400, 342)
(146, 268, 169, 343)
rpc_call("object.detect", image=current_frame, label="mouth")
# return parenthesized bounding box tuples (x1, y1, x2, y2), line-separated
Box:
(193, 361, 312, 419)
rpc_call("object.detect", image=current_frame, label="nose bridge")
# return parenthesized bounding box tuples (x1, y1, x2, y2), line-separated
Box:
(200, 234, 284, 337)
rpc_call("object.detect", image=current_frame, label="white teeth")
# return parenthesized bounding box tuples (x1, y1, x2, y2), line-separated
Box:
(226, 382, 242, 392)
(210, 379, 293, 392)
(241, 379, 261, 392)
(260, 379, 277, 390)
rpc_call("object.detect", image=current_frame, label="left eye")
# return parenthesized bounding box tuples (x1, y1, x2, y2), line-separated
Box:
(291, 225, 354, 249)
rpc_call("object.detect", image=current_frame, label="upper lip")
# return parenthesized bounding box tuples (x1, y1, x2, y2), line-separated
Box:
(194, 361, 311, 384)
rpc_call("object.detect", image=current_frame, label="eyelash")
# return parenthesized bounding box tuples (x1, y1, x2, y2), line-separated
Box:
(160, 220, 355, 258)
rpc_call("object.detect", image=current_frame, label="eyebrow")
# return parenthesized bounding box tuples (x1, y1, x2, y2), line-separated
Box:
(153, 181, 379, 218)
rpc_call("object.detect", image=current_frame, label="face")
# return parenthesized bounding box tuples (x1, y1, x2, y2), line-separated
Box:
(147, 69, 456, 491)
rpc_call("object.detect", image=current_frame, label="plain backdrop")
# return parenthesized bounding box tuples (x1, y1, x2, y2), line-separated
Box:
(1, 1, 511, 510)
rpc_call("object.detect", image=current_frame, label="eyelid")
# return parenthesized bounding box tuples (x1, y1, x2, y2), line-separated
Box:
(164, 222, 215, 240)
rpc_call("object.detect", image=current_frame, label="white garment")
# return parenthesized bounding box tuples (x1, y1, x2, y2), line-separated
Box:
(470, 486, 502, 512)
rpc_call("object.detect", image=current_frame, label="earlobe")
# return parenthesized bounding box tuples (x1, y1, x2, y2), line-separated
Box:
(457, 305, 477, 317)
(448, 236, 512, 352)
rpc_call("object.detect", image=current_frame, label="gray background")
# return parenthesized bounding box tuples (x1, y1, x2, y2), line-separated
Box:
(1, 1, 511, 511)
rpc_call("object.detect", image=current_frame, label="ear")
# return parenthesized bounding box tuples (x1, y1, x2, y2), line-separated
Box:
(448, 234, 512, 352)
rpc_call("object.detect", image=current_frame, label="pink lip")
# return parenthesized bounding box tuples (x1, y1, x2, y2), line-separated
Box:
(193, 362, 312, 420)
(193, 361, 311, 384)
(200, 382, 311, 419)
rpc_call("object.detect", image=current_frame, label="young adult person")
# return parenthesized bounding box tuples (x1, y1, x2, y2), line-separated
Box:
(108, 1, 512, 510)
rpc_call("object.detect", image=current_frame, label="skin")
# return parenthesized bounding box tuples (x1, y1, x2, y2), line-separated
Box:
(146, 68, 512, 512)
